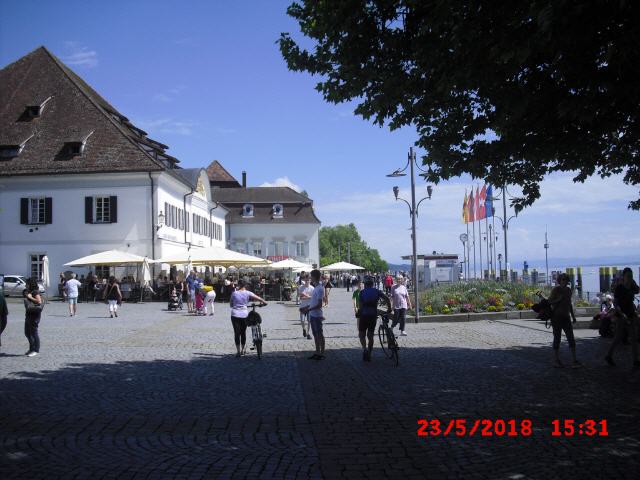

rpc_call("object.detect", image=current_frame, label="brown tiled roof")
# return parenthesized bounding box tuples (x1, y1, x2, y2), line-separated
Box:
(212, 187, 321, 224)
(206, 160, 240, 185)
(0, 46, 176, 176)
(213, 186, 311, 204)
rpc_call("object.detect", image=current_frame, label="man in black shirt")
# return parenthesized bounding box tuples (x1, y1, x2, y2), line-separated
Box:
(606, 267, 640, 367)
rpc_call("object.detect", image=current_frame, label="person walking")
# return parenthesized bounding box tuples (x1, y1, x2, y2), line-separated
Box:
(58, 273, 66, 299)
(384, 274, 393, 296)
(298, 274, 314, 339)
(64, 273, 82, 316)
(606, 267, 640, 367)
(352, 281, 364, 316)
(547, 273, 580, 368)
(230, 280, 267, 357)
(0, 293, 8, 353)
(103, 276, 122, 318)
(357, 277, 391, 362)
(23, 278, 43, 357)
(301, 269, 326, 360)
(322, 273, 332, 307)
(391, 276, 412, 336)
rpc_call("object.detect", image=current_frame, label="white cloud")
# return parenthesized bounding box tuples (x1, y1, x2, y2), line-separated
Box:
(152, 85, 186, 103)
(135, 118, 197, 136)
(62, 41, 98, 68)
(259, 177, 302, 192)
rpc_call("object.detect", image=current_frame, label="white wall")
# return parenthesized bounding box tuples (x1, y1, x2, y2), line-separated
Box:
(0, 171, 228, 281)
(227, 223, 320, 266)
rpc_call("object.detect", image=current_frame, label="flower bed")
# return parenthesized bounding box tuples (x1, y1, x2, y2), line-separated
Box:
(417, 281, 552, 315)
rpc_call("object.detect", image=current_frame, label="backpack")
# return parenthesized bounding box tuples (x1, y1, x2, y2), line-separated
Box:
(531, 298, 553, 328)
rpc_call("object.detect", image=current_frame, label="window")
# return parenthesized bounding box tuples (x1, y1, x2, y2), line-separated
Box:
(85, 196, 117, 224)
(29, 198, 46, 224)
(21, 197, 51, 225)
(30, 254, 45, 281)
(0, 145, 21, 158)
(253, 242, 262, 257)
(274, 241, 284, 256)
(272, 204, 284, 218)
(296, 241, 305, 257)
(95, 196, 111, 223)
(64, 142, 84, 156)
(242, 204, 254, 218)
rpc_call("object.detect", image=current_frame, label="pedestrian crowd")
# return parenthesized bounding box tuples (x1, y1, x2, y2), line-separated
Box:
(1, 267, 638, 369)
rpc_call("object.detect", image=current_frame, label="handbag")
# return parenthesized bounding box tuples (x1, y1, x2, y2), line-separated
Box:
(26, 303, 43, 315)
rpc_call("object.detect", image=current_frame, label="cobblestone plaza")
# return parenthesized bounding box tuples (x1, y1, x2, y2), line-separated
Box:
(1, 291, 638, 479)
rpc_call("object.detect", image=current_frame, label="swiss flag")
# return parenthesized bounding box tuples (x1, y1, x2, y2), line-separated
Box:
(478, 185, 487, 220)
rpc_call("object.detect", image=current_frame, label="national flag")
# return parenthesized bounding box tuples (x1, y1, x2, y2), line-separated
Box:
(475, 185, 480, 221)
(485, 185, 493, 218)
(462, 191, 468, 223)
(468, 189, 475, 222)
(478, 184, 487, 220)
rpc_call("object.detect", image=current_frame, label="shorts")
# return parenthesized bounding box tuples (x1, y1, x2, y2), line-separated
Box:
(68, 296, 78, 305)
(358, 315, 377, 333)
(189, 289, 196, 301)
(309, 316, 324, 337)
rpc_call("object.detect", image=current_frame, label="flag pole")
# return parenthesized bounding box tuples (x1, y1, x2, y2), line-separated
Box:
(485, 214, 490, 279)
(477, 185, 483, 280)
(466, 220, 470, 280)
(472, 214, 477, 279)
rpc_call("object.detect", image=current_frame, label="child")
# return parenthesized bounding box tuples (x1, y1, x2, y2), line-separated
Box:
(194, 285, 206, 315)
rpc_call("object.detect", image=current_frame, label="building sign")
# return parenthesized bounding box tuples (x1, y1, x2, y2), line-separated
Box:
(267, 255, 290, 262)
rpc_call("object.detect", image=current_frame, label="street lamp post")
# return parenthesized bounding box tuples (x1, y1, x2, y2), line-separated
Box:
(544, 228, 550, 285)
(491, 187, 518, 280)
(387, 147, 433, 323)
(498, 253, 503, 280)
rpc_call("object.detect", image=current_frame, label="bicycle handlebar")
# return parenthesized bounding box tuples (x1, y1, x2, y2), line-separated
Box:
(248, 302, 267, 308)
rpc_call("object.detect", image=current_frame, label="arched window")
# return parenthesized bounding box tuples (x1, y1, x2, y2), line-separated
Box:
(272, 204, 284, 218)
(242, 204, 254, 218)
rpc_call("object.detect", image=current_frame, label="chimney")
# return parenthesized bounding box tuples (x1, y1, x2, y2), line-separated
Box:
(242, 171, 247, 188)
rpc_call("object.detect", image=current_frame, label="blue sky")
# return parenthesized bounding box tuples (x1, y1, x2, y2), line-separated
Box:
(2, 0, 639, 266)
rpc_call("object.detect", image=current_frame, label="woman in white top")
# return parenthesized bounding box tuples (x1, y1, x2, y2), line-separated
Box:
(298, 274, 314, 339)
(391, 276, 412, 336)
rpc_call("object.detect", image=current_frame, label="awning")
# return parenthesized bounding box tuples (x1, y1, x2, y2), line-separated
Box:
(155, 246, 270, 267)
(321, 261, 365, 271)
(64, 250, 149, 266)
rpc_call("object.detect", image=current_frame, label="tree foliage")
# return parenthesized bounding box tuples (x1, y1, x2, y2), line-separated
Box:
(319, 224, 388, 272)
(279, 1, 640, 210)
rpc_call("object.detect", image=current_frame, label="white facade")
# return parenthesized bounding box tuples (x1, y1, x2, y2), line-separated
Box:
(0, 169, 226, 281)
(227, 223, 320, 267)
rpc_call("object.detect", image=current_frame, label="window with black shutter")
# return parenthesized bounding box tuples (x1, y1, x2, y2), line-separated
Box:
(85, 197, 94, 223)
(20, 198, 29, 224)
(110, 196, 117, 223)
(44, 197, 52, 224)
(20, 197, 52, 225)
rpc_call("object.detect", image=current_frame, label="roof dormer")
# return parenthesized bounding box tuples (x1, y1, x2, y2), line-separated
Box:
(242, 204, 254, 218)
(22, 96, 53, 120)
(272, 203, 284, 218)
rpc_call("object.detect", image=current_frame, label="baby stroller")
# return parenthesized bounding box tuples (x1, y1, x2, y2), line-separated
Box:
(168, 287, 182, 311)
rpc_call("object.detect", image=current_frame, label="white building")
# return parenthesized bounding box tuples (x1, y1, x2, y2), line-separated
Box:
(0, 47, 226, 281)
(207, 161, 321, 267)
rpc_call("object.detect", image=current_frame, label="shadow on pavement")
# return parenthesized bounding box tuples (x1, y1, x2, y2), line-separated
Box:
(0, 337, 638, 479)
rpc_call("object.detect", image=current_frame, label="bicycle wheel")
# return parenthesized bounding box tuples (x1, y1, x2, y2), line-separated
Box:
(256, 339, 262, 359)
(378, 324, 392, 358)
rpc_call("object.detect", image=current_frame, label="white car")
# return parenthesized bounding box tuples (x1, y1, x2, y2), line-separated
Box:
(2, 275, 46, 297)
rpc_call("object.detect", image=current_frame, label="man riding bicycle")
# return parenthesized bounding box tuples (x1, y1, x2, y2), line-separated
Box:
(357, 276, 391, 362)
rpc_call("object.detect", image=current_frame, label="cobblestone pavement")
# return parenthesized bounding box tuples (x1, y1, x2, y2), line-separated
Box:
(1, 290, 638, 479)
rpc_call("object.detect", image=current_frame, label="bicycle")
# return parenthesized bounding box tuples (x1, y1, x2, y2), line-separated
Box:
(247, 303, 267, 359)
(376, 294, 399, 366)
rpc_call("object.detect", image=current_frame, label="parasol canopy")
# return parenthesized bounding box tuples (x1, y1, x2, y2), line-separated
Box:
(155, 246, 270, 267)
(64, 250, 149, 266)
(320, 261, 365, 271)
(267, 258, 313, 270)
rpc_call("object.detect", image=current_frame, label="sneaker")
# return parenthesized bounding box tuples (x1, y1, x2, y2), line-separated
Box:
(110, 314, 113, 318)
(400, 331, 407, 336)
(302, 329, 307, 338)
(25, 351, 32, 356)
(26, 351, 38, 357)
(114, 311, 118, 317)
(307, 334, 312, 339)
(605, 355, 615, 366)
(365, 350, 371, 362)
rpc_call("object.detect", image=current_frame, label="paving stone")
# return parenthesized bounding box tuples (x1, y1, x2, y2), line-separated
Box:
(0, 292, 638, 478)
